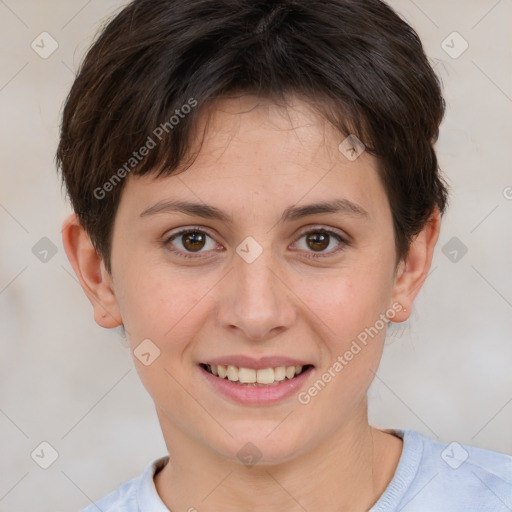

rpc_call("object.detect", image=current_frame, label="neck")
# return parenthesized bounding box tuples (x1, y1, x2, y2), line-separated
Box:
(154, 406, 402, 512)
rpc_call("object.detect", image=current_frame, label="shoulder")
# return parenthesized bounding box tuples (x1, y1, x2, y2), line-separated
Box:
(417, 429, 512, 485)
(421, 430, 512, 480)
(391, 429, 512, 512)
(80, 475, 139, 512)
(80, 456, 169, 512)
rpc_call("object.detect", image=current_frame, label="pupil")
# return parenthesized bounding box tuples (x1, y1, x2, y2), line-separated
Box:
(307, 232, 329, 251)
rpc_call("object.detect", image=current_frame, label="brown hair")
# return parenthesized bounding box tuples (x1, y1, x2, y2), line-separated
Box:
(56, 0, 448, 275)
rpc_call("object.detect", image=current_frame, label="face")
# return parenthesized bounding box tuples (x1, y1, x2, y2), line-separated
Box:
(105, 95, 405, 464)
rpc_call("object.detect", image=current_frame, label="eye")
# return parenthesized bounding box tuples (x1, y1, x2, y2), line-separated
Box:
(163, 226, 349, 260)
(292, 228, 348, 258)
(163, 228, 219, 259)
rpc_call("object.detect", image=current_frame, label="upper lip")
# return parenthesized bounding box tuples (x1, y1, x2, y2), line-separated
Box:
(201, 355, 314, 370)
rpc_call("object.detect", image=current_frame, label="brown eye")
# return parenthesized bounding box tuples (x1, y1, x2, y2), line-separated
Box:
(293, 228, 347, 258)
(181, 231, 207, 252)
(164, 228, 218, 258)
(306, 232, 330, 252)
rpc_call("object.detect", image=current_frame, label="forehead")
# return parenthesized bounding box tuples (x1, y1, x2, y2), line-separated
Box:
(118, 95, 387, 221)
(190, 94, 358, 165)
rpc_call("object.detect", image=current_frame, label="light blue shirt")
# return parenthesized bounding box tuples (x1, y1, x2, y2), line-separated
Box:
(81, 429, 512, 511)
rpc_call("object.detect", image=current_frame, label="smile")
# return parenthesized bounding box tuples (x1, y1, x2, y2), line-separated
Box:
(201, 363, 314, 386)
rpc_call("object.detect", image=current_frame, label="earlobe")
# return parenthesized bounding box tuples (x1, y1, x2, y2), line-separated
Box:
(61, 213, 123, 329)
(390, 208, 441, 322)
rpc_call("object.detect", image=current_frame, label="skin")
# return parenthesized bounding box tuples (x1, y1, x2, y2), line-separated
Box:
(62, 94, 440, 511)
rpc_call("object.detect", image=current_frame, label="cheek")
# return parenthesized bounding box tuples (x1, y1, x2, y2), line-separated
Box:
(296, 273, 390, 425)
(296, 265, 393, 344)
(121, 273, 202, 412)
(119, 266, 217, 383)
(116, 257, 200, 337)
(290, 263, 393, 411)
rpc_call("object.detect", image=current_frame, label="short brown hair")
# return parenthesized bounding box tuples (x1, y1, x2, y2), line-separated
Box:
(56, 0, 448, 275)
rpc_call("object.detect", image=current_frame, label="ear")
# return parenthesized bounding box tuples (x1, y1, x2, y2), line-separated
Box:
(61, 213, 122, 329)
(390, 208, 441, 322)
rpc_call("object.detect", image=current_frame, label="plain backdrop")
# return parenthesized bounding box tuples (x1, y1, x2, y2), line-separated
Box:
(0, 1, 511, 510)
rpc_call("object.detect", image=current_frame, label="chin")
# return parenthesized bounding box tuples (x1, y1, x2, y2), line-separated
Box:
(214, 431, 307, 468)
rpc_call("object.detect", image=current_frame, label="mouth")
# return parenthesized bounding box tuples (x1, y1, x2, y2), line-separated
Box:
(199, 363, 315, 387)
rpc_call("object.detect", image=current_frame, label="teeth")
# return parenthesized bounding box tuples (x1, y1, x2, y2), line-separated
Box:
(206, 364, 306, 385)
(217, 364, 227, 378)
(226, 365, 238, 382)
(256, 368, 274, 384)
(285, 366, 296, 379)
(238, 367, 256, 383)
(274, 366, 286, 381)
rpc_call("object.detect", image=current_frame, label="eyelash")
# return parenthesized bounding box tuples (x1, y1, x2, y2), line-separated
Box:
(162, 226, 349, 260)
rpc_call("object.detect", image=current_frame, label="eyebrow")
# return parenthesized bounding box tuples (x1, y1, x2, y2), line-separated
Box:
(139, 198, 368, 223)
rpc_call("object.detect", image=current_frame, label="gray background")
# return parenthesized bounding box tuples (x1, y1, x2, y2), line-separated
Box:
(0, 0, 511, 510)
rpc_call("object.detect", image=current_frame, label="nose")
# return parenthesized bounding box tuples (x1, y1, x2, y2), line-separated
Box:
(215, 246, 297, 341)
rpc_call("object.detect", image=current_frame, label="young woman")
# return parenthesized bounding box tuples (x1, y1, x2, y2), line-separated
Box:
(58, 0, 512, 510)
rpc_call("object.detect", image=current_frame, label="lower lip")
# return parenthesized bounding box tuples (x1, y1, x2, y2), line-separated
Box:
(199, 365, 314, 405)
